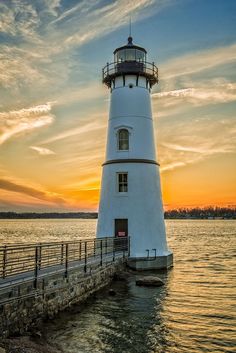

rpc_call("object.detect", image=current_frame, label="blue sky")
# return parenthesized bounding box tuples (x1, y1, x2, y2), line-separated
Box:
(0, 0, 235, 211)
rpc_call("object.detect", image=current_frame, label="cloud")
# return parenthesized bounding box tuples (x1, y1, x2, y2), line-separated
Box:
(158, 116, 236, 172)
(30, 146, 55, 155)
(0, 178, 65, 205)
(0, 103, 54, 145)
(152, 79, 236, 120)
(0, 0, 173, 91)
(161, 43, 236, 81)
(40, 116, 106, 145)
(153, 83, 236, 105)
(59, 0, 169, 49)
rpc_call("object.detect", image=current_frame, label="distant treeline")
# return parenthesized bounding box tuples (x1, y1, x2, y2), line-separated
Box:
(0, 207, 235, 219)
(164, 207, 236, 219)
(0, 212, 98, 219)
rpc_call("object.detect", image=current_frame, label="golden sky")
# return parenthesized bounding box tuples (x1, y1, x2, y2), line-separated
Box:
(0, 0, 236, 211)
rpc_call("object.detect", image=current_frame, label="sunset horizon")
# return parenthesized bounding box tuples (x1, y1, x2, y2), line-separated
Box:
(0, 0, 235, 212)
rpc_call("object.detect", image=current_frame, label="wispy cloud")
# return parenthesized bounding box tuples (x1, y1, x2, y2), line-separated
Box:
(30, 146, 55, 155)
(152, 79, 236, 120)
(40, 116, 106, 145)
(0, 103, 54, 145)
(161, 43, 236, 81)
(0, 178, 66, 205)
(153, 83, 236, 105)
(59, 0, 169, 49)
(158, 117, 236, 172)
(0, 0, 172, 93)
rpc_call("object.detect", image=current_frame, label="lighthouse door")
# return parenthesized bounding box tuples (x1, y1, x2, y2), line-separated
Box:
(115, 219, 128, 237)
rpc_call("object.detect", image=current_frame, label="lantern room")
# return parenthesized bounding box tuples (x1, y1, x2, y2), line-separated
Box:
(102, 37, 158, 88)
(114, 36, 147, 62)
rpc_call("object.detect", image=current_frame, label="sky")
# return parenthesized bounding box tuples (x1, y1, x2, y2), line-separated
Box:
(0, 0, 236, 212)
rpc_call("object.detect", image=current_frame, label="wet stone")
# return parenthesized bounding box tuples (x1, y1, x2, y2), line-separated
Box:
(135, 276, 164, 287)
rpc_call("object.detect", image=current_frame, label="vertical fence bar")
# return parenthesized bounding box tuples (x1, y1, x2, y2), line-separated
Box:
(84, 242, 87, 273)
(38, 244, 42, 270)
(94, 240, 96, 258)
(105, 238, 108, 255)
(100, 240, 103, 267)
(34, 246, 39, 289)
(123, 238, 125, 259)
(79, 241, 81, 261)
(128, 237, 130, 257)
(65, 243, 69, 278)
(61, 243, 64, 265)
(113, 238, 115, 262)
(2, 245, 7, 279)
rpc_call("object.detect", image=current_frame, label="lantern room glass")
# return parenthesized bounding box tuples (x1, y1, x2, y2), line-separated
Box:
(115, 49, 146, 62)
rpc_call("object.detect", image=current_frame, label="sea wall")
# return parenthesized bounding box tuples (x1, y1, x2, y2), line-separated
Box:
(0, 259, 125, 337)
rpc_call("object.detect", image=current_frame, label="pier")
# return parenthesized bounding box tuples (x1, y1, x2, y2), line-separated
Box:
(0, 237, 129, 337)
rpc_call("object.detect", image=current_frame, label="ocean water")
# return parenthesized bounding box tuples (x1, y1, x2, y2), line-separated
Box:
(0, 219, 235, 352)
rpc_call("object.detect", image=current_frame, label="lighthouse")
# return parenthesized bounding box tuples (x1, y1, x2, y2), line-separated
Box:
(96, 36, 173, 270)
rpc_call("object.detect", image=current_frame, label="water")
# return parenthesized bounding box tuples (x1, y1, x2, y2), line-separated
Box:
(0, 219, 235, 352)
(0, 219, 96, 244)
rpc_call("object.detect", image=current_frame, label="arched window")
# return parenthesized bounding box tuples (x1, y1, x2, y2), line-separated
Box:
(118, 129, 129, 150)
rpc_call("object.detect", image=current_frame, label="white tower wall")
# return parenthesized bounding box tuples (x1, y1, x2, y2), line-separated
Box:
(96, 40, 173, 270)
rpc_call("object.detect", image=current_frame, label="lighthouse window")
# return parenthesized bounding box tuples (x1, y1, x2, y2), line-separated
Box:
(136, 50, 145, 62)
(117, 173, 128, 192)
(126, 49, 136, 61)
(118, 129, 129, 150)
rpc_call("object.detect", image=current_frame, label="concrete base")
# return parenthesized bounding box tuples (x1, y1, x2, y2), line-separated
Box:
(127, 253, 173, 271)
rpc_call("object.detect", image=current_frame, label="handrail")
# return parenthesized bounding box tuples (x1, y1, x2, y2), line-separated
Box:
(0, 237, 129, 283)
(102, 60, 158, 87)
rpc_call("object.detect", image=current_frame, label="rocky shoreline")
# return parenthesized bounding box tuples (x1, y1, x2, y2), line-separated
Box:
(0, 335, 62, 353)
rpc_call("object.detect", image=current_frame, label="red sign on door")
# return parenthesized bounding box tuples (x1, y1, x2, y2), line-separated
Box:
(118, 231, 126, 237)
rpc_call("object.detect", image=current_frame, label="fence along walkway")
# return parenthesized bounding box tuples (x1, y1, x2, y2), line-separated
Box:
(0, 237, 129, 291)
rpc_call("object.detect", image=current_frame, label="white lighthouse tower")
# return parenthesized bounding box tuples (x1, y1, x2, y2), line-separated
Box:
(96, 36, 173, 270)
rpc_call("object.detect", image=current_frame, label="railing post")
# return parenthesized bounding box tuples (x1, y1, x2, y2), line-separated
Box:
(34, 246, 39, 289)
(61, 243, 64, 265)
(79, 241, 81, 261)
(84, 241, 87, 273)
(2, 245, 7, 279)
(113, 238, 115, 262)
(100, 240, 103, 267)
(38, 244, 42, 270)
(65, 243, 69, 278)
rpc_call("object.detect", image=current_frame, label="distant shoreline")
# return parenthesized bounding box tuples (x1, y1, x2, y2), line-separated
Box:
(0, 208, 235, 220)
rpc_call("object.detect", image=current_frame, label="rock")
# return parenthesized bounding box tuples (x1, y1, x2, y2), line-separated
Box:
(0, 347, 6, 353)
(113, 272, 128, 281)
(135, 276, 164, 287)
(31, 330, 42, 339)
(108, 289, 116, 296)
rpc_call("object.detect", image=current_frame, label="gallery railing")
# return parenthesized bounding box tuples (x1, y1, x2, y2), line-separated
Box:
(0, 237, 129, 285)
(102, 61, 158, 87)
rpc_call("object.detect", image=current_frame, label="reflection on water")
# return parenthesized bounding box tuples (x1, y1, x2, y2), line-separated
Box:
(1, 220, 235, 352)
(45, 274, 169, 353)
(0, 219, 96, 244)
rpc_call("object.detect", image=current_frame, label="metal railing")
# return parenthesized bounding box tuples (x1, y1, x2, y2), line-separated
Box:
(0, 237, 129, 285)
(102, 60, 158, 87)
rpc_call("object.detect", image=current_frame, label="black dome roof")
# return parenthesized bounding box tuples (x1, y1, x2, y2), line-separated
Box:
(113, 37, 147, 55)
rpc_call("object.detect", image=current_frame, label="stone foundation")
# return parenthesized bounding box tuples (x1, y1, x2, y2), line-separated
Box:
(0, 259, 125, 338)
(127, 253, 173, 270)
